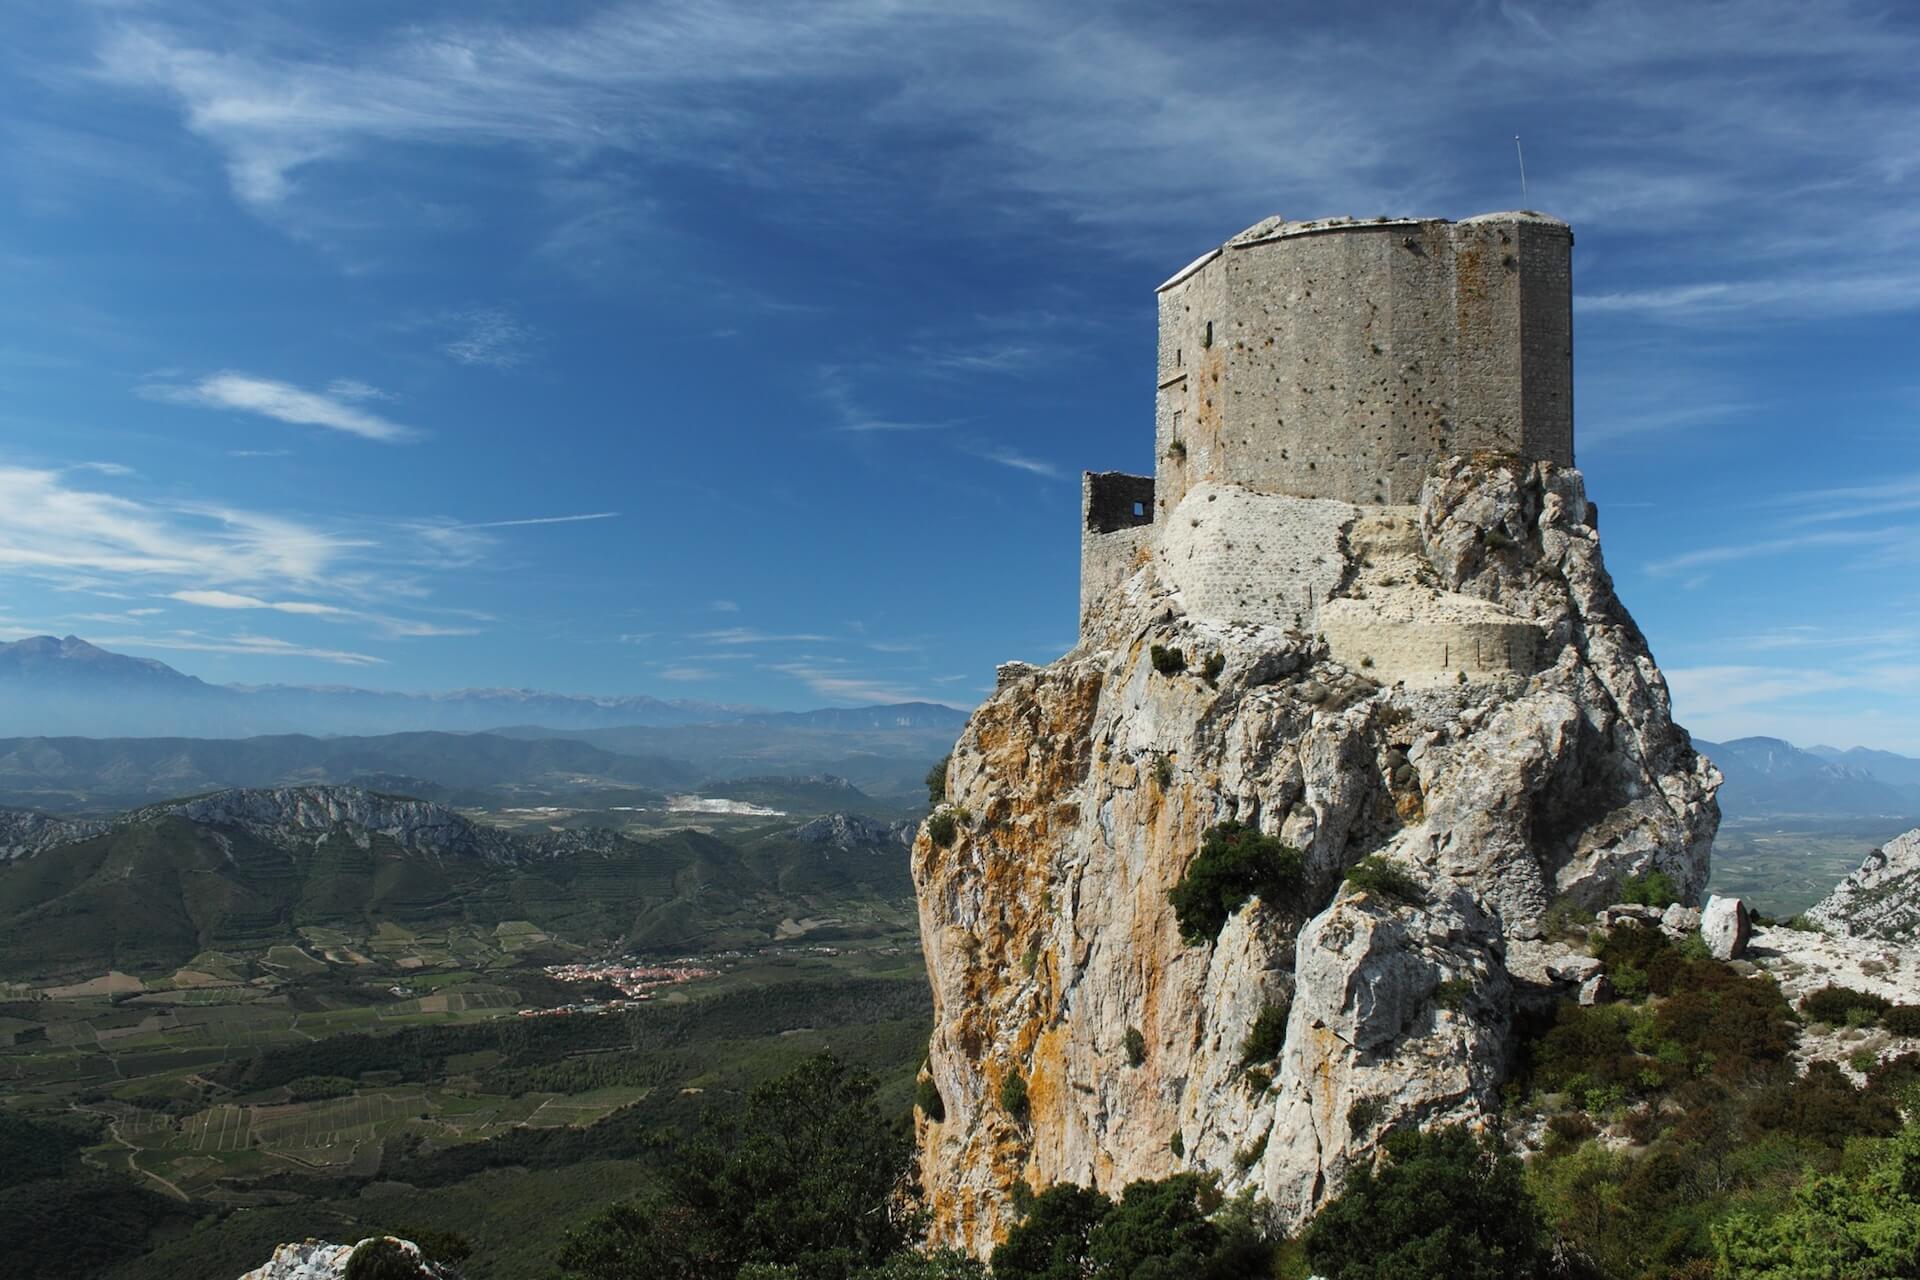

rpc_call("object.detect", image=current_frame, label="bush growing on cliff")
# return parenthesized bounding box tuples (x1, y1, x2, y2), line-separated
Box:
(1124, 1027, 1147, 1068)
(1150, 645, 1187, 676)
(1304, 1125, 1547, 1280)
(916, 1076, 945, 1123)
(1342, 855, 1424, 906)
(1168, 821, 1304, 945)
(1000, 1070, 1031, 1123)
(1620, 870, 1680, 909)
(925, 754, 950, 806)
(1240, 1002, 1289, 1066)
(926, 809, 961, 849)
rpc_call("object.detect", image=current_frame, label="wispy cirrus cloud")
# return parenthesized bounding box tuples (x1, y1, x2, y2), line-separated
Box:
(96, 630, 386, 666)
(440, 307, 537, 368)
(143, 371, 417, 442)
(452, 512, 620, 530)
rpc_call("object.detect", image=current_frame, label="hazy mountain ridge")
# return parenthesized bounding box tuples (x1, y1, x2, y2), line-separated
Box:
(1696, 735, 1920, 820)
(0, 730, 702, 811)
(0, 635, 968, 738)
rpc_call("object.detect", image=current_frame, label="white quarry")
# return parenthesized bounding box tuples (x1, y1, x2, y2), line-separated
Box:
(912, 211, 1719, 1254)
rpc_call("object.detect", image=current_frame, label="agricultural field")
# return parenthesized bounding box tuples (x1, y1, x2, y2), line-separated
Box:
(0, 923, 930, 1280)
(1705, 817, 1911, 917)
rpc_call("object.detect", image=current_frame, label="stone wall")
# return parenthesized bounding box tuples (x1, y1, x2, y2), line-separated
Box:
(1152, 483, 1353, 632)
(1152, 213, 1573, 511)
(1080, 472, 1155, 637)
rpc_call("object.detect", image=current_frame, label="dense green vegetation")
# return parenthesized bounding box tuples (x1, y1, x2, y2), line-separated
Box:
(1304, 1125, 1545, 1280)
(557, 1056, 913, 1280)
(992, 1174, 1269, 1280)
(1167, 822, 1304, 945)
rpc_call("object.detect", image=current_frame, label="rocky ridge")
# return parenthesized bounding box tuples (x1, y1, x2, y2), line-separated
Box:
(0, 806, 109, 861)
(912, 457, 1719, 1253)
(12, 785, 636, 866)
(1805, 826, 1920, 940)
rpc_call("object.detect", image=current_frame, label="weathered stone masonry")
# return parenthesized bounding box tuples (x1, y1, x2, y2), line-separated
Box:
(1081, 211, 1575, 684)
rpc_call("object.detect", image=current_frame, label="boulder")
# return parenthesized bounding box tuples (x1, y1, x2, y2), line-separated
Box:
(1578, 973, 1611, 1006)
(1660, 903, 1701, 939)
(1702, 895, 1750, 961)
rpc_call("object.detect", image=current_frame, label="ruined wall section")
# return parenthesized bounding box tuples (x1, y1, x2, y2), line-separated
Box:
(1150, 214, 1572, 513)
(1080, 472, 1156, 638)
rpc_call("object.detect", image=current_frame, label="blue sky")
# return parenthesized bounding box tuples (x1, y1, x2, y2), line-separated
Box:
(1, 0, 1917, 750)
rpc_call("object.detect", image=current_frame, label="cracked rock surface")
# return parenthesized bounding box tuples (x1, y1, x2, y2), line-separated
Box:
(912, 458, 1718, 1255)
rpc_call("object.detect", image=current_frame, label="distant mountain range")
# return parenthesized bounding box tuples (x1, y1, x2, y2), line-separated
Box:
(0, 785, 918, 978)
(1696, 736, 1920, 822)
(0, 635, 968, 738)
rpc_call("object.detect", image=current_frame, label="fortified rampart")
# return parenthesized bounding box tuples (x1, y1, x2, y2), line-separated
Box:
(1080, 210, 1575, 662)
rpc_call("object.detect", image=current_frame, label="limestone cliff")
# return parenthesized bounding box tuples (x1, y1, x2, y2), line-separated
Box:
(1806, 827, 1920, 940)
(912, 457, 1718, 1253)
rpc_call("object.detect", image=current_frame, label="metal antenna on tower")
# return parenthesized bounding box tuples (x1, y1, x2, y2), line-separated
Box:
(1514, 136, 1528, 205)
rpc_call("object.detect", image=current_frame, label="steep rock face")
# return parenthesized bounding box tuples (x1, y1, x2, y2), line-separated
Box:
(913, 458, 1717, 1254)
(1806, 827, 1920, 939)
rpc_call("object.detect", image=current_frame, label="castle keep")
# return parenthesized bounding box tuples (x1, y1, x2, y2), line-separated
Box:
(1081, 211, 1575, 682)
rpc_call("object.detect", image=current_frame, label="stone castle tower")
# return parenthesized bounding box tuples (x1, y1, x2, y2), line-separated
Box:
(1082, 211, 1574, 660)
(916, 209, 1721, 1252)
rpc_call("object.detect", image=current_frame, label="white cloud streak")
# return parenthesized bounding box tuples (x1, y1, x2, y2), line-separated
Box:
(145, 371, 417, 442)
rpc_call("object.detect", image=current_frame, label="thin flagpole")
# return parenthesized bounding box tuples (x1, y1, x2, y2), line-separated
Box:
(1515, 136, 1528, 205)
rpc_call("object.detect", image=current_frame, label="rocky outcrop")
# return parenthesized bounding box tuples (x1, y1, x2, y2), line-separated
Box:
(237, 1237, 446, 1280)
(1806, 827, 1920, 940)
(0, 806, 108, 861)
(792, 812, 916, 850)
(913, 458, 1718, 1253)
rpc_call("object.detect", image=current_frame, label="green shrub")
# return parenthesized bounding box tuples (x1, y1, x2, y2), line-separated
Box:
(1620, 870, 1679, 909)
(1801, 984, 1891, 1026)
(285, 1074, 356, 1102)
(1001, 1070, 1029, 1123)
(1167, 821, 1305, 946)
(1343, 855, 1424, 906)
(1433, 978, 1474, 1010)
(1240, 1002, 1289, 1066)
(556, 1054, 912, 1280)
(1715, 1119, 1920, 1277)
(849, 1253, 985, 1280)
(1169, 1130, 1185, 1157)
(1202, 653, 1225, 684)
(345, 1239, 428, 1280)
(1885, 1006, 1920, 1037)
(926, 809, 961, 848)
(1746, 1060, 1899, 1147)
(1150, 645, 1187, 676)
(1347, 1097, 1384, 1136)
(1021, 945, 1039, 977)
(990, 1173, 1271, 1280)
(1541, 895, 1594, 941)
(1306, 1125, 1547, 1280)
(1124, 1027, 1147, 1068)
(1234, 1132, 1268, 1171)
(926, 754, 951, 806)
(1153, 754, 1174, 789)
(916, 1075, 946, 1123)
